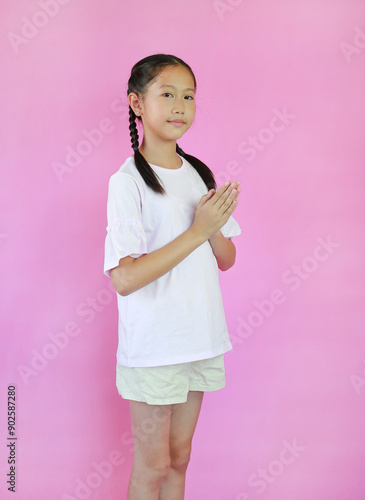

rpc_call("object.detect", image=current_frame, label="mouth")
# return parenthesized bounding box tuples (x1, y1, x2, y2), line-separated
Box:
(168, 120, 186, 127)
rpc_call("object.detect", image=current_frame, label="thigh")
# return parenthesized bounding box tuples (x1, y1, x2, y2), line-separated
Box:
(169, 391, 204, 450)
(129, 400, 172, 466)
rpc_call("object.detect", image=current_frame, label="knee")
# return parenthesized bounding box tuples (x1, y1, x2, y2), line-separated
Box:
(151, 459, 171, 481)
(134, 456, 170, 486)
(149, 457, 171, 480)
(170, 444, 192, 473)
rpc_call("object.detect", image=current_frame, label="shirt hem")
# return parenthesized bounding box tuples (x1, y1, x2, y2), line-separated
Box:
(116, 343, 233, 368)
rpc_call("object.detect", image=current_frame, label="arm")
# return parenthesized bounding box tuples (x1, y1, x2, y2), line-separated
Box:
(209, 231, 236, 271)
(110, 181, 240, 296)
(111, 227, 206, 296)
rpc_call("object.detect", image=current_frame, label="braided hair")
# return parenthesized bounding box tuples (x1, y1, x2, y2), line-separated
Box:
(127, 54, 217, 195)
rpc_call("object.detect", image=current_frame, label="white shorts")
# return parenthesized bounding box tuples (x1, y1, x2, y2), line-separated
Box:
(116, 354, 226, 405)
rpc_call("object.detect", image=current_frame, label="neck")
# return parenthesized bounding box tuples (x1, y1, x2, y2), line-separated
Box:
(139, 138, 181, 169)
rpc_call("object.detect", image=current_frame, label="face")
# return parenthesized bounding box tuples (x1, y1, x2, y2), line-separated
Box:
(131, 65, 196, 145)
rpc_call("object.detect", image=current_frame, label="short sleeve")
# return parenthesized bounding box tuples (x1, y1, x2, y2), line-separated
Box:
(220, 214, 242, 239)
(103, 173, 148, 278)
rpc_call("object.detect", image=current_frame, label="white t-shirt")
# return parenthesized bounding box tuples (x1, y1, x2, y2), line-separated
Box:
(104, 154, 242, 367)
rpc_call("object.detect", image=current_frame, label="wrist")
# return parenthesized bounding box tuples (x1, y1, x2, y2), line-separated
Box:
(208, 230, 222, 242)
(187, 226, 208, 246)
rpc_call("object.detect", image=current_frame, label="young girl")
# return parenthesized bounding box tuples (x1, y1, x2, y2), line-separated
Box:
(104, 54, 241, 500)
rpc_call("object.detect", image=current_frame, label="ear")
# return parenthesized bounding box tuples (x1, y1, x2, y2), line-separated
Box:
(128, 92, 143, 116)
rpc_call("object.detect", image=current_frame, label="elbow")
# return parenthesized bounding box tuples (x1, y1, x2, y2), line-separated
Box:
(111, 270, 131, 297)
(218, 259, 235, 272)
(111, 255, 140, 296)
(218, 249, 236, 271)
(115, 280, 132, 297)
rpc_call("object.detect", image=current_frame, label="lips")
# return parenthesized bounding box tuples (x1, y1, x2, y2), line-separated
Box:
(168, 120, 186, 127)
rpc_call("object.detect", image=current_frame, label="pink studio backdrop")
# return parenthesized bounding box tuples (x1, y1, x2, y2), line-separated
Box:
(1, 1, 365, 499)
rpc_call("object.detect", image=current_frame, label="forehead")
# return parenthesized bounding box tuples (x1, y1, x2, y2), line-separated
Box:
(150, 65, 195, 92)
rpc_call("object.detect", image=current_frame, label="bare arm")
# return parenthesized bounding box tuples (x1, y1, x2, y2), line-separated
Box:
(209, 232, 236, 271)
(207, 181, 240, 271)
(111, 227, 206, 296)
(110, 181, 240, 296)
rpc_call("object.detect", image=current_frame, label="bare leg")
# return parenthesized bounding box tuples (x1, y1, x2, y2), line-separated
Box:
(159, 391, 204, 500)
(128, 401, 172, 500)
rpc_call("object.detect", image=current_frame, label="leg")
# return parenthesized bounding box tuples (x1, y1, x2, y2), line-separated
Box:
(159, 391, 204, 500)
(128, 401, 172, 500)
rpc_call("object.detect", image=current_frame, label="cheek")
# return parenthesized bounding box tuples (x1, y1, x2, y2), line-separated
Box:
(147, 106, 165, 125)
(154, 102, 169, 118)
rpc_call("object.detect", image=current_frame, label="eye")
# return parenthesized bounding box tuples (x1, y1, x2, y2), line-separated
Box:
(162, 93, 194, 100)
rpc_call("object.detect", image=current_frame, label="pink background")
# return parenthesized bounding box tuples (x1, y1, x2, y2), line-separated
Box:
(1, 1, 365, 499)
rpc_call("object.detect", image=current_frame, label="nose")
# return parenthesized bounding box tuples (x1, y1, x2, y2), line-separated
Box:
(172, 96, 185, 114)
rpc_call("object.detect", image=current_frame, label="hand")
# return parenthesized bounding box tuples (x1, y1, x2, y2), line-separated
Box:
(191, 181, 241, 240)
(205, 181, 241, 237)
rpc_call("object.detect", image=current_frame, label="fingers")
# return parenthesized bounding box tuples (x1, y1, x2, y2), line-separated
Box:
(198, 189, 216, 207)
(223, 188, 239, 214)
(212, 181, 240, 212)
(212, 181, 239, 200)
(203, 181, 240, 203)
(221, 180, 240, 191)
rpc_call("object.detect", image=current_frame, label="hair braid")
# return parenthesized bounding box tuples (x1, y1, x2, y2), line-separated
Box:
(175, 144, 185, 158)
(176, 144, 217, 191)
(128, 106, 165, 194)
(128, 107, 139, 152)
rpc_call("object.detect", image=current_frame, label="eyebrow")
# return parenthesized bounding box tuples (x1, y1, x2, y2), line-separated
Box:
(159, 84, 195, 93)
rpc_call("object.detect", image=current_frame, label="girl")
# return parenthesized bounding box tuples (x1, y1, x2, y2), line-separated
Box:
(104, 54, 241, 500)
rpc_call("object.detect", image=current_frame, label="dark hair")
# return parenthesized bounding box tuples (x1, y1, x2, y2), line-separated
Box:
(127, 54, 217, 195)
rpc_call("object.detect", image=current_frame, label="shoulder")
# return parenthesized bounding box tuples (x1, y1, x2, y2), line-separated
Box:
(108, 156, 145, 196)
